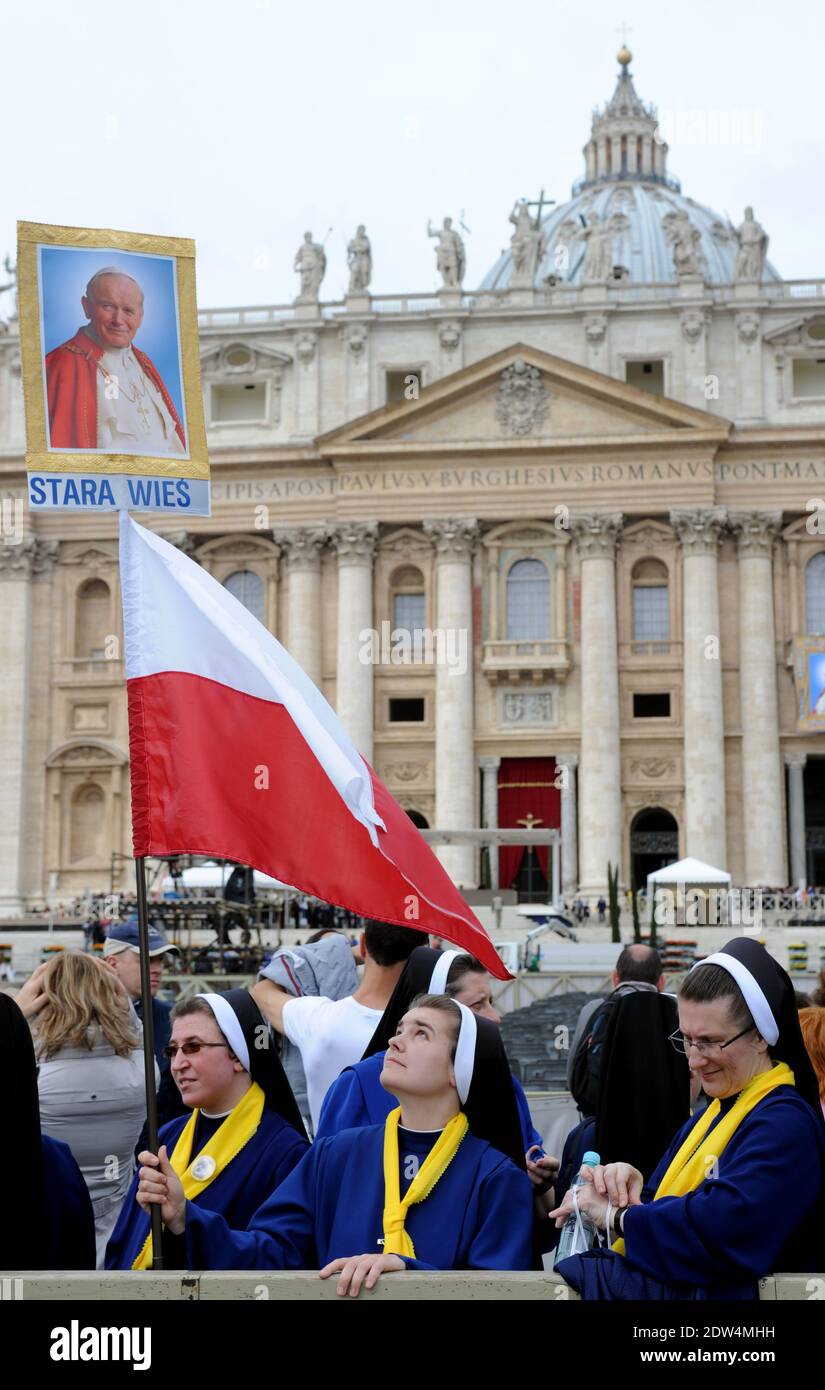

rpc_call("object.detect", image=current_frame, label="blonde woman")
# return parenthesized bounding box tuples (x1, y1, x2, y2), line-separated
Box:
(18, 953, 156, 1266)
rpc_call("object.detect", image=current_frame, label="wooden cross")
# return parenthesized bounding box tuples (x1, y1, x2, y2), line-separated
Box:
(516, 813, 544, 830)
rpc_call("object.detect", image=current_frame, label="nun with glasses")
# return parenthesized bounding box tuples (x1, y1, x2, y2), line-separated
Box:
(551, 937, 825, 1300)
(106, 989, 308, 1270)
(134, 992, 534, 1291)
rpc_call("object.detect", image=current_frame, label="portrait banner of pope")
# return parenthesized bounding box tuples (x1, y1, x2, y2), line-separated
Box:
(18, 220, 210, 515)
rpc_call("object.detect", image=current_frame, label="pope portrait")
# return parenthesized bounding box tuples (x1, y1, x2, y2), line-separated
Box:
(45, 268, 186, 455)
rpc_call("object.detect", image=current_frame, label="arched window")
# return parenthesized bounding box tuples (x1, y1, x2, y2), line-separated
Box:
(632, 558, 669, 642)
(224, 570, 264, 623)
(70, 784, 105, 863)
(391, 565, 426, 639)
(75, 578, 111, 658)
(506, 558, 549, 640)
(405, 809, 429, 829)
(806, 552, 825, 635)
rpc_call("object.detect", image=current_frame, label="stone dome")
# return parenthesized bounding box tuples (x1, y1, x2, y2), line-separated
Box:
(480, 50, 780, 291)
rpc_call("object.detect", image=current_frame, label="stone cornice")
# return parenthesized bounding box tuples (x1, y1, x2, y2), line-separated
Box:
(423, 517, 479, 560)
(569, 512, 623, 558)
(669, 506, 727, 554)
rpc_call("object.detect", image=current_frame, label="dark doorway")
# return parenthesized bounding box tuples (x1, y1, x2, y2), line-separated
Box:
(630, 807, 679, 889)
(405, 810, 429, 829)
(804, 759, 825, 887)
(512, 847, 549, 903)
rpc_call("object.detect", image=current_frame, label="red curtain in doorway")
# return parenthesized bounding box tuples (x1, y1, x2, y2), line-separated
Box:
(497, 757, 560, 889)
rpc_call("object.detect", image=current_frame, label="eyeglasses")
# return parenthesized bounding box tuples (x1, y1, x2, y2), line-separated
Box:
(668, 1026, 755, 1057)
(163, 1041, 230, 1059)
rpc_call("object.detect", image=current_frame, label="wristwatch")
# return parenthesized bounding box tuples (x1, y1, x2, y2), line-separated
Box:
(611, 1207, 625, 1241)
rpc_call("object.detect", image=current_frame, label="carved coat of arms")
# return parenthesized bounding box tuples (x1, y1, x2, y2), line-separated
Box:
(495, 359, 549, 436)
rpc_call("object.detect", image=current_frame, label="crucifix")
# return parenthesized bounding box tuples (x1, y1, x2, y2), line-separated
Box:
(136, 398, 152, 430)
(616, 20, 632, 45)
(525, 188, 554, 228)
(516, 812, 544, 830)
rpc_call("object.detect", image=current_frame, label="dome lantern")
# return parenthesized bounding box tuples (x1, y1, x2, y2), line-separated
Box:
(580, 48, 673, 191)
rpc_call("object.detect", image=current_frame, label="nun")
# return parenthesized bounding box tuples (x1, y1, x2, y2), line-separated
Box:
(1, 993, 95, 1270)
(134, 994, 534, 1289)
(316, 947, 548, 1168)
(105, 990, 308, 1269)
(551, 937, 825, 1300)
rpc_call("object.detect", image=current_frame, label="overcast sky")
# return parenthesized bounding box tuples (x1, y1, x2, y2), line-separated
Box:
(3, 0, 823, 310)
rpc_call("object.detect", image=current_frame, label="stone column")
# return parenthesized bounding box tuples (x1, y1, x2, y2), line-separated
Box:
(729, 512, 785, 885)
(273, 525, 327, 688)
(671, 508, 728, 869)
(329, 522, 377, 763)
(555, 753, 579, 899)
(570, 514, 623, 898)
(785, 753, 807, 889)
(0, 538, 55, 914)
(479, 756, 500, 891)
(424, 518, 478, 888)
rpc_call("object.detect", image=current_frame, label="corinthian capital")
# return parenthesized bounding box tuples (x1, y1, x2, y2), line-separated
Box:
(272, 524, 328, 572)
(328, 520, 378, 565)
(0, 535, 59, 579)
(423, 517, 479, 560)
(727, 510, 783, 558)
(569, 512, 623, 559)
(669, 507, 727, 555)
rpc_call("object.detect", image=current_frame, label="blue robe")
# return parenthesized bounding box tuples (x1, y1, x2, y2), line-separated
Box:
(557, 1086, 825, 1300)
(184, 1122, 533, 1272)
(316, 1050, 543, 1153)
(42, 1135, 96, 1269)
(105, 1106, 308, 1270)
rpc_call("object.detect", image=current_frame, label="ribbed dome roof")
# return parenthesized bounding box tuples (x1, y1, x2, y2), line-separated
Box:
(480, 180, 780, 290)
(480, 50, 780, 290)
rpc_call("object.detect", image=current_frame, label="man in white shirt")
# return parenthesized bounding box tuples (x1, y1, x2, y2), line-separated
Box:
(252, 921, 421, 1132)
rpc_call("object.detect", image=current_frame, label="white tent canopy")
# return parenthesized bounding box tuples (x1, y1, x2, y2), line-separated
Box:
(161, 861, 294, 893)
(647, 856, 731, 888)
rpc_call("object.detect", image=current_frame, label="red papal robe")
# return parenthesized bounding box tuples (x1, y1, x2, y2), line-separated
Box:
(45, 328, 186, 451)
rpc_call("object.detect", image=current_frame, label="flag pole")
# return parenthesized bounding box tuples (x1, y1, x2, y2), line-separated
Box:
(135, 854, 164, 1270)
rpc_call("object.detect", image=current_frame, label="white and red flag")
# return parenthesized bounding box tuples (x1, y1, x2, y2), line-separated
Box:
(118, 511, 507, 978)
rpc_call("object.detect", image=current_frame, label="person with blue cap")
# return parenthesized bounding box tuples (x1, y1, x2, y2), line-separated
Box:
(103, 917, 187, 1135)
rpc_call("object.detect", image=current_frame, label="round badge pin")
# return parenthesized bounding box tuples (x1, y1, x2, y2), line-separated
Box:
(191, 1155, 217, 1181)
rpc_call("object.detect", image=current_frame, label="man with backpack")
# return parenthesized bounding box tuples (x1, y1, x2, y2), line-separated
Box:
(567, 944, 666, 1116)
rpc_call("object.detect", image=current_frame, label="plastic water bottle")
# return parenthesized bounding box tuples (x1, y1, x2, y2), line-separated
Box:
(553, 1150, 601, 1266)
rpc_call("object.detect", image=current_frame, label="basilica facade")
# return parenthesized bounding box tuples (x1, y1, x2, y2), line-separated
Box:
(2, 48, 825, 912)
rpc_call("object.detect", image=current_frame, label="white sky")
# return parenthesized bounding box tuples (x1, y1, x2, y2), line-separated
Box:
(2, 0, 823, 309)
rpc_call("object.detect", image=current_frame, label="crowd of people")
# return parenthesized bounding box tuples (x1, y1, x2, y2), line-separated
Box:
(4, 917, 825, 1299)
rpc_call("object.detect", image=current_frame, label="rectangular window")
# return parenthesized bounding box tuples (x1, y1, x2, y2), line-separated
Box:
(625, 360, 665, 396)
(211, 382, 268, 423)
(389, 697, 425, 723)
(393, 593, 426, 639)
(386, 369, 422, 404)
(633, 586, 669, 642)
(633, 692, 671, 718)
(792, 359, 825, 398)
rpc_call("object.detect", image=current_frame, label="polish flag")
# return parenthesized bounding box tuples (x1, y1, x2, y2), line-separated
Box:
(118, 511, 507, 978)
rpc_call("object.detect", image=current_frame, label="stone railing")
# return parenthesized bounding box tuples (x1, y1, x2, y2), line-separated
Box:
(481, 638, 571, 684)
(1, 1270, 820, 1300)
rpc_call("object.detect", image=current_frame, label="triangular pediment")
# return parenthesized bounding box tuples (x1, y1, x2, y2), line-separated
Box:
(318, 343, 730, 455)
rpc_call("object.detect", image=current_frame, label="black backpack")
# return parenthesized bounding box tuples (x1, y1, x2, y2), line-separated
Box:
(569, 993, 619, 1116)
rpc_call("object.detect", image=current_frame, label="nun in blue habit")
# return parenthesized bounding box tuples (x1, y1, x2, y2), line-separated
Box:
(133, 993, 534, 1288)
(105, 989, 308, 1269)
(551, 938, 825, 1300)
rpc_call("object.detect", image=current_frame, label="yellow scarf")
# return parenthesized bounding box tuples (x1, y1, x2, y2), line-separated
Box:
(613, 1061, 794, 1255)
(382, 1106, 469, 1258)
(132, 1080, 265, 1270)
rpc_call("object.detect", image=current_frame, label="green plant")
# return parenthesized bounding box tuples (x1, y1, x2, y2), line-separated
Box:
(607, 861, 621, 943)
(631, 882, 642, 944)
